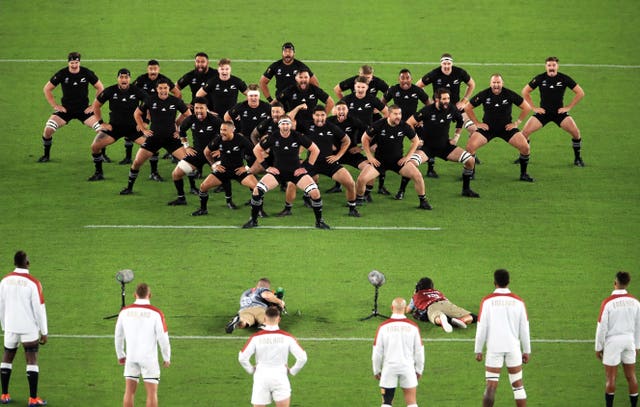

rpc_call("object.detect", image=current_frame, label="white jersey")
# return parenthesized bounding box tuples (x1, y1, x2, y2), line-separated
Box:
(115, 299, 171, 364)
(595, 289, 640, 352)
(238, 325, 307, 376)
(0, 268, 48, 335)
(372, 314, 424, 376)
(475, 288, 531, 354)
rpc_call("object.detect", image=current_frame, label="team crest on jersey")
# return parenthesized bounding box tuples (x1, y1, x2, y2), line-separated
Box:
(453, 79, 460, 85)
(502, 99, 509, 105)
(169, 105, 176, 110)
(233, 146, 240, 151)
(446, 114, 452, 119)
(430, 114, 437, 121)
(206, 126, 213, 131)
(291, 142, 298, 148)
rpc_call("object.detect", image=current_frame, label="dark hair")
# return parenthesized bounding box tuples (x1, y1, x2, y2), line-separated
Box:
(415, 277, 433, 291)
(156, 78, 170, 86)
(218, 58, 231, 66)
(193, 97, 208, 105)
(355, 76, 369, 84)
(117, 68, 131, 77)
(360, 65, 373, 75)
(136, 283, 150, 298)
(616, 271, 631, 286)
(313, 105, 325, 113)
(434, 87, 451, 99)
(494, 269, 510, 287)
(399, 68, 411, 75)
(271, 101, 284, 109)
(147, 59, 160, 66)
(545, 56, 559, 63)
(195, 52, 209, 59)
(14, 251, 28, 268)
(266, 306, 281, 318)
(67, 52, 81, 61)
(441, 52, 453, 59)
(296, 68, 310, 76)
(335, 100, 347, 107)
(389, 104, 402, 112)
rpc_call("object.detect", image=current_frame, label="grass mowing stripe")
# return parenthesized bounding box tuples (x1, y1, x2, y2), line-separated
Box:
(1, 59, 638, 69)
(84, 224, 442, 231)
(44, 334, 592, 343)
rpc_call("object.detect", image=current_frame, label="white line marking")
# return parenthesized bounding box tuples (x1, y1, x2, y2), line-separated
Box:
(84, 224, 442, 231)
(48, 334, 591, 343)
(0, 59, 638, 69)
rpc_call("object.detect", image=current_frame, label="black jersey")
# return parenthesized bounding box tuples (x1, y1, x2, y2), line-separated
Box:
(277, 84, 330, 126)
(528, 72, 578, 113)
(420, 66, 471, 104)
(179, 113, 221, 153)
(366, 118, 417, 161)
(49, 66, 100, 110)
(254, 118, 279, 140)
(340, 93, 386, 126)
(299, 122, 347, 158)
(263, 59, 315, 96)
(260, 130, 313, 172)
(208, 133, 254, 170)
(327, 115, 367, 147)
(226, 101, 271, 138)
(97, 84, 147, 127)
(338, 75, 389, 97)
(383, 84, 430, 120)
(133, 73, 176, 97)
(139, 95, 188, 137)
(200, 75, 248, 116)
(177, 68, 218, 104)
(412, 104, 462, 149)
(470, 87, 523, 129)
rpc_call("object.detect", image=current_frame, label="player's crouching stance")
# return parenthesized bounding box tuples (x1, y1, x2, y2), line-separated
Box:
(242, 117, 330, 229)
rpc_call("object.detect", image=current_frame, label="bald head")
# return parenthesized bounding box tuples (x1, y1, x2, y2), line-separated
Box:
(392, 297, 407, 314)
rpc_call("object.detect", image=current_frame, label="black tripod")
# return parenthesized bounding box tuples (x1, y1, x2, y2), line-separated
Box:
(359, 285, 389, 320)
(104, 282, 126, 320)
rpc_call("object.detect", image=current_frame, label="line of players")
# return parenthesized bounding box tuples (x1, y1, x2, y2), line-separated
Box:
(39, 46, 585, 228)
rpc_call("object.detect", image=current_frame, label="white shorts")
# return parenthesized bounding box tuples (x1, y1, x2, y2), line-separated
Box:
(379, 365, 418, 389)
(251, 369, 291, 405)
(4, 332, 40, 349)
(603, 336, 636, 366)
(485, 350, 522, 368)
(124, 359, 161, 384)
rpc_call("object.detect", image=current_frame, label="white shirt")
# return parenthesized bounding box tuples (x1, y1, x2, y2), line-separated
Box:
(238, 325, 307, 376)
(372, 314, 424, 375)
(474, 288, 531, 354)
(114, 299, 171, 364)
(0, 268, 48, 335)
(595, 289, 640, 351)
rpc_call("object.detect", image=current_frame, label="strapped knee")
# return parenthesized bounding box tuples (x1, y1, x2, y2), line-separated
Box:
(45, 119, 59, 133)
(485, 371, 500, 382)
(410, 153, 423, 165)
(381, 387, 396, 405)
(508, 371, 522, 385)
(458, 151, 473, 164)
(512, 386, 526, 400)
(256, 181, 269, 195)
(304, 182, 318, 195)
(177, 160, 195, 175)
(464, 120, 475, 129)
(92, 121, 102, 131)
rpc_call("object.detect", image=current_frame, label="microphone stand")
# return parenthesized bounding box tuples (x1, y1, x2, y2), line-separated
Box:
(359, 285, 388, 321)
(104, 282, 126, 320)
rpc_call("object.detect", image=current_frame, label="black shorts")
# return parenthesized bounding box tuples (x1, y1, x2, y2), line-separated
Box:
(533, 112, 570, 127)
(103, 124, 143, 142)
(305, 160, 343, 178)
(211, 169, 251, 183)
(340, 151, 367, 169)
(421, 143, 456, 161)
(54, 107, 93, 123)
(184, 152, 209, 169)
(477, 127, 519, 142)
(268, 168, 309, 185)
(374, 157, 404, 174)
(140, 134, 182, 154)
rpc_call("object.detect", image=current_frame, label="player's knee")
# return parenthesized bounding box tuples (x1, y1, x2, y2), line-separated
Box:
(512, 385, 526, 400)
(458, 151, 474, 166)
(256, 181, 269, 196)
(381, 387, 395, 405)
(485, 370, 500, 382)
(304, 182, 320, 199)
(44, 119, 59, 137)
(410, 153, 422, 166)
(176, 160, 194, 176)
(23, 344, 39, 354)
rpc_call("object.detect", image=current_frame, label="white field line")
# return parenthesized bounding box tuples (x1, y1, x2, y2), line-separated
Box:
(46, 334, 591, 343)
(84, 225, 442, 231)
(0, 59, 638, 69)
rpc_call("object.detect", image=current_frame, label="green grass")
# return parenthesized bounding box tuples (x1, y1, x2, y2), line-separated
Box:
(0, 0, 638, 405)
